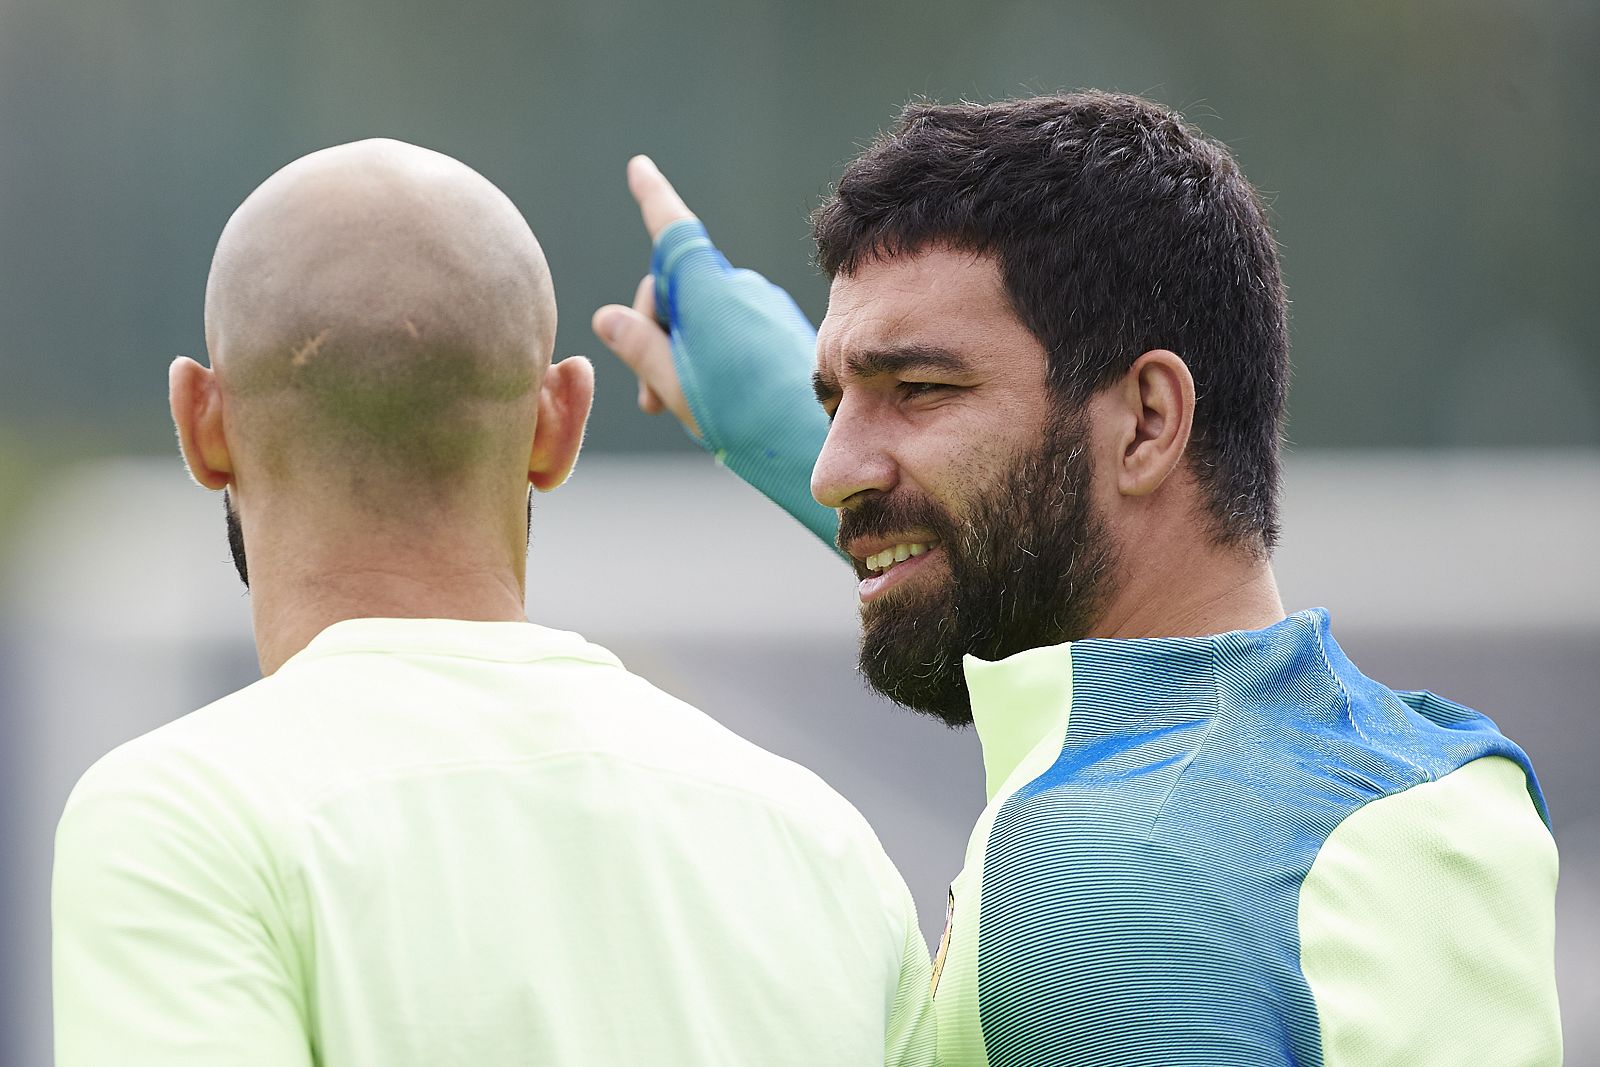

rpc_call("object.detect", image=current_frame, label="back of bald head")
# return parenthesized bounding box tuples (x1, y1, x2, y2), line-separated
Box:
(205, 139, 556, 498)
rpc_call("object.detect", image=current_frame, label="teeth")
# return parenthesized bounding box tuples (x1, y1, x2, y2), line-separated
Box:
(864, 542, 934, 574)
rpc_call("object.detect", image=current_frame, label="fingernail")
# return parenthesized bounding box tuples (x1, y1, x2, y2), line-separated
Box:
(598, 310, 624, 343)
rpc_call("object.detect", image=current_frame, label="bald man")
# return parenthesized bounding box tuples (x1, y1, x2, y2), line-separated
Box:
(51, 140, 933, 1067)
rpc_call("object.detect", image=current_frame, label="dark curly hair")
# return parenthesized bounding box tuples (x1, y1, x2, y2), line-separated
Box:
(813, 92, 1289, 552)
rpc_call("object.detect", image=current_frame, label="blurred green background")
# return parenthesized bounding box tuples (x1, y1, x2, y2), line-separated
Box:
(1, 0, 1596, 512)
(3, 1, 1598, 1061)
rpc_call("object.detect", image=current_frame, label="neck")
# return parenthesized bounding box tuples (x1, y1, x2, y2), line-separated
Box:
(1087, 535, 1286, 642)
(242, 506, 528, 676)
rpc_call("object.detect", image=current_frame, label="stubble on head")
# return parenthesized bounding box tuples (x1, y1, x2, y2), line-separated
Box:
(203, 138, 558, 595)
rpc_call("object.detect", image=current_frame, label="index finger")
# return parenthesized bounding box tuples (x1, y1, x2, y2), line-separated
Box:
(627, 155, 696, 239)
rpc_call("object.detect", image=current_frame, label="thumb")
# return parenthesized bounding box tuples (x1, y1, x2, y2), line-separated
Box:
(592, 304, 661, 375)
(590, 303, 699, 436)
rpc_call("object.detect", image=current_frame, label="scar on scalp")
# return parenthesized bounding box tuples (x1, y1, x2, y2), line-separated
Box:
(290, 328, 333, 367)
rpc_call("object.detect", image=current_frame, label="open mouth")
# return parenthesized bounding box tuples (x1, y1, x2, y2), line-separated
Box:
(861, 540, 937, 576)
(855, 540, 942, 602)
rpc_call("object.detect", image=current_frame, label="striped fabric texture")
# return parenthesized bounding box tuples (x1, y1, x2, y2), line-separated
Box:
(959, 611, 1559, 1066)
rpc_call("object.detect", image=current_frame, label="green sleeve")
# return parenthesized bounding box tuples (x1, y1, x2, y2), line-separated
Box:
(52, 760, 313, 1066)
(1297, 755, 1562, 1066)
(651, 218, 841, 553)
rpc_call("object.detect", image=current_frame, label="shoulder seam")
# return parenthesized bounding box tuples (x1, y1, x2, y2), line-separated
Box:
(1311, 618, 1429, 782)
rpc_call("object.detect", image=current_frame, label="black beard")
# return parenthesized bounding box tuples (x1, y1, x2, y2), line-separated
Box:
(839, 408, 1115, 727)
(224, 489, 249, 589)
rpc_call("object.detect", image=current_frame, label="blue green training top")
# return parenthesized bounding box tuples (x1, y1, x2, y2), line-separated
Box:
(649, 217, 1562, 1066)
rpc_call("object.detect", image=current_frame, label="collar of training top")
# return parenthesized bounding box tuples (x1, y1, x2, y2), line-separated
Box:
(963, 609, 1335, 803)
(287, 616, 623, 669)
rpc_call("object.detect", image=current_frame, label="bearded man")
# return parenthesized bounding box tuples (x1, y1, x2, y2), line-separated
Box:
(594, 93, 1562, 1065)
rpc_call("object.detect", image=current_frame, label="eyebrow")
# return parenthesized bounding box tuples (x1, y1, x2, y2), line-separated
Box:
(811, 344, 974, 406)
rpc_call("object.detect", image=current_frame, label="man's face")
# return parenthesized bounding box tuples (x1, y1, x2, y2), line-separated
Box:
(812, 248, 1116, 725)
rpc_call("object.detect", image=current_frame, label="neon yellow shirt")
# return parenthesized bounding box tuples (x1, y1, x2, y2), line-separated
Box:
(53, 618, 933, 1066)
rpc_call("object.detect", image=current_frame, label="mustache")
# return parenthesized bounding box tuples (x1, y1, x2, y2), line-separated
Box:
(836, 492, 957, 557)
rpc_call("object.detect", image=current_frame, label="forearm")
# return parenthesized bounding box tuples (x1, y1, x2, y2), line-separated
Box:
(652, 219, 840, 551)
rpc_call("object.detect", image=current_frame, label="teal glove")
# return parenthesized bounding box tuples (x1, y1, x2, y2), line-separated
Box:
(651, 218, 840, 549)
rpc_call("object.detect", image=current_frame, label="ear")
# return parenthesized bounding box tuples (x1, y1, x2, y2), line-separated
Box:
(1109, 349, 1195, 498)
(169, 356, 233, 490)
(529, 356, 596, 492)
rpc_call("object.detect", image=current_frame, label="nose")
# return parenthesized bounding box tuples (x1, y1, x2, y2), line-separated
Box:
(810, 395, 898, 509)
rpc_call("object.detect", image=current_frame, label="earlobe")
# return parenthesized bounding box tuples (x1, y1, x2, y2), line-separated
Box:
(529, 356, 596, 492)
(1118, 349, 1195, 497)
(168, 356, 233, 491)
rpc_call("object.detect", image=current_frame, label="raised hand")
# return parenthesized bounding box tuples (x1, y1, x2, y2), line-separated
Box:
(591, 156, 700, 436)
(589, 155, 837, 547)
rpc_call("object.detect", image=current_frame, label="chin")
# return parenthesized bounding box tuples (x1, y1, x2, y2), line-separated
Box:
(856, 598, 973, 728)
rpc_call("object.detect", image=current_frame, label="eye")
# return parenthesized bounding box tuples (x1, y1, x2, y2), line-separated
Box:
(899, 381, 953, 399)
